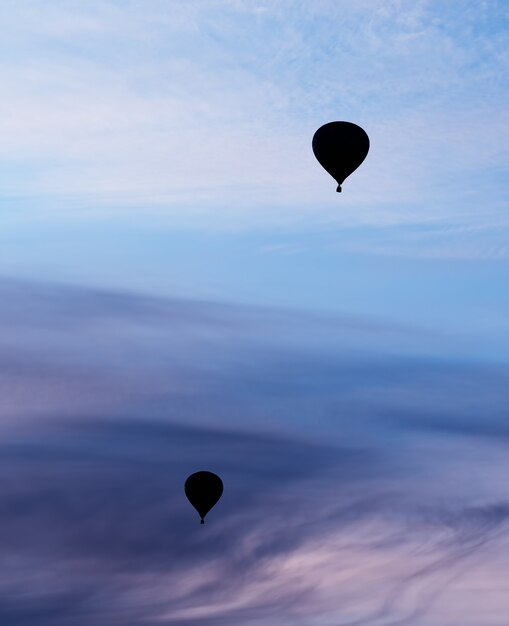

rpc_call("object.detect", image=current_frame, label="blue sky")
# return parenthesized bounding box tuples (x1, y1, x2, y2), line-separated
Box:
(0, 1, 509, 624)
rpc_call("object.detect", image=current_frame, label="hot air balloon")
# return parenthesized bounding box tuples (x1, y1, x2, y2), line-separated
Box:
(185, 471, 223, 524)
(312, 121, 370, 192)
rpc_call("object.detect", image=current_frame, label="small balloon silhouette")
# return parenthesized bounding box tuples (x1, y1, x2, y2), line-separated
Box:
(312, 121, 370, 192)
(185, 471, 223, 524)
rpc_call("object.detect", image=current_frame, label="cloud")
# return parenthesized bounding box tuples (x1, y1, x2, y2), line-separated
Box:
(0, 0, 507, 229)
(0, 416, 379, 625)
(341, 225, 509, 261)
(0, 417, 507, 625)
(0, 278, 508, 623)
(0, 274, 452, 425)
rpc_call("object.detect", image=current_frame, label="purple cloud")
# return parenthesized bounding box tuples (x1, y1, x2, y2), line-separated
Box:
(0, 279, 508, 624)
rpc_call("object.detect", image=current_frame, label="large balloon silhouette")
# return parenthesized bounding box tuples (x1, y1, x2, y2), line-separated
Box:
(312, 121, 370, 192)
(185, 471, 223, 524)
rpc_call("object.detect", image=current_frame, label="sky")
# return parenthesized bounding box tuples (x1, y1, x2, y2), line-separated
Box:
(0, 1, 508, 624)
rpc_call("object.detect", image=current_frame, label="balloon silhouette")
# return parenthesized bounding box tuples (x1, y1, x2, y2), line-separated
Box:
(185, 471, 223, 524)
(312, 121, 370, 192)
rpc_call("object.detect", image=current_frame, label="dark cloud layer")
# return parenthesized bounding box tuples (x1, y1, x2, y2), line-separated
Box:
(0, 417, 380, 625)
(2, 416, 506, 626)
(0, 278, 508, 625)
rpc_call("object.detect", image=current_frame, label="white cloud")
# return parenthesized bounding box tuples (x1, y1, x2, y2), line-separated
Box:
(0, 0, 507, 229)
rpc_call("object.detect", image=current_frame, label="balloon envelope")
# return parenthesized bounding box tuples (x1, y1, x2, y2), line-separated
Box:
(312, 121, 369, 192)
(185, 471, 223, 524)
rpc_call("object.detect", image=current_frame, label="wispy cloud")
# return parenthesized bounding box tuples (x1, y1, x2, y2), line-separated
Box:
(0, 0, 507, 228)
(340, 221, 509, 260)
